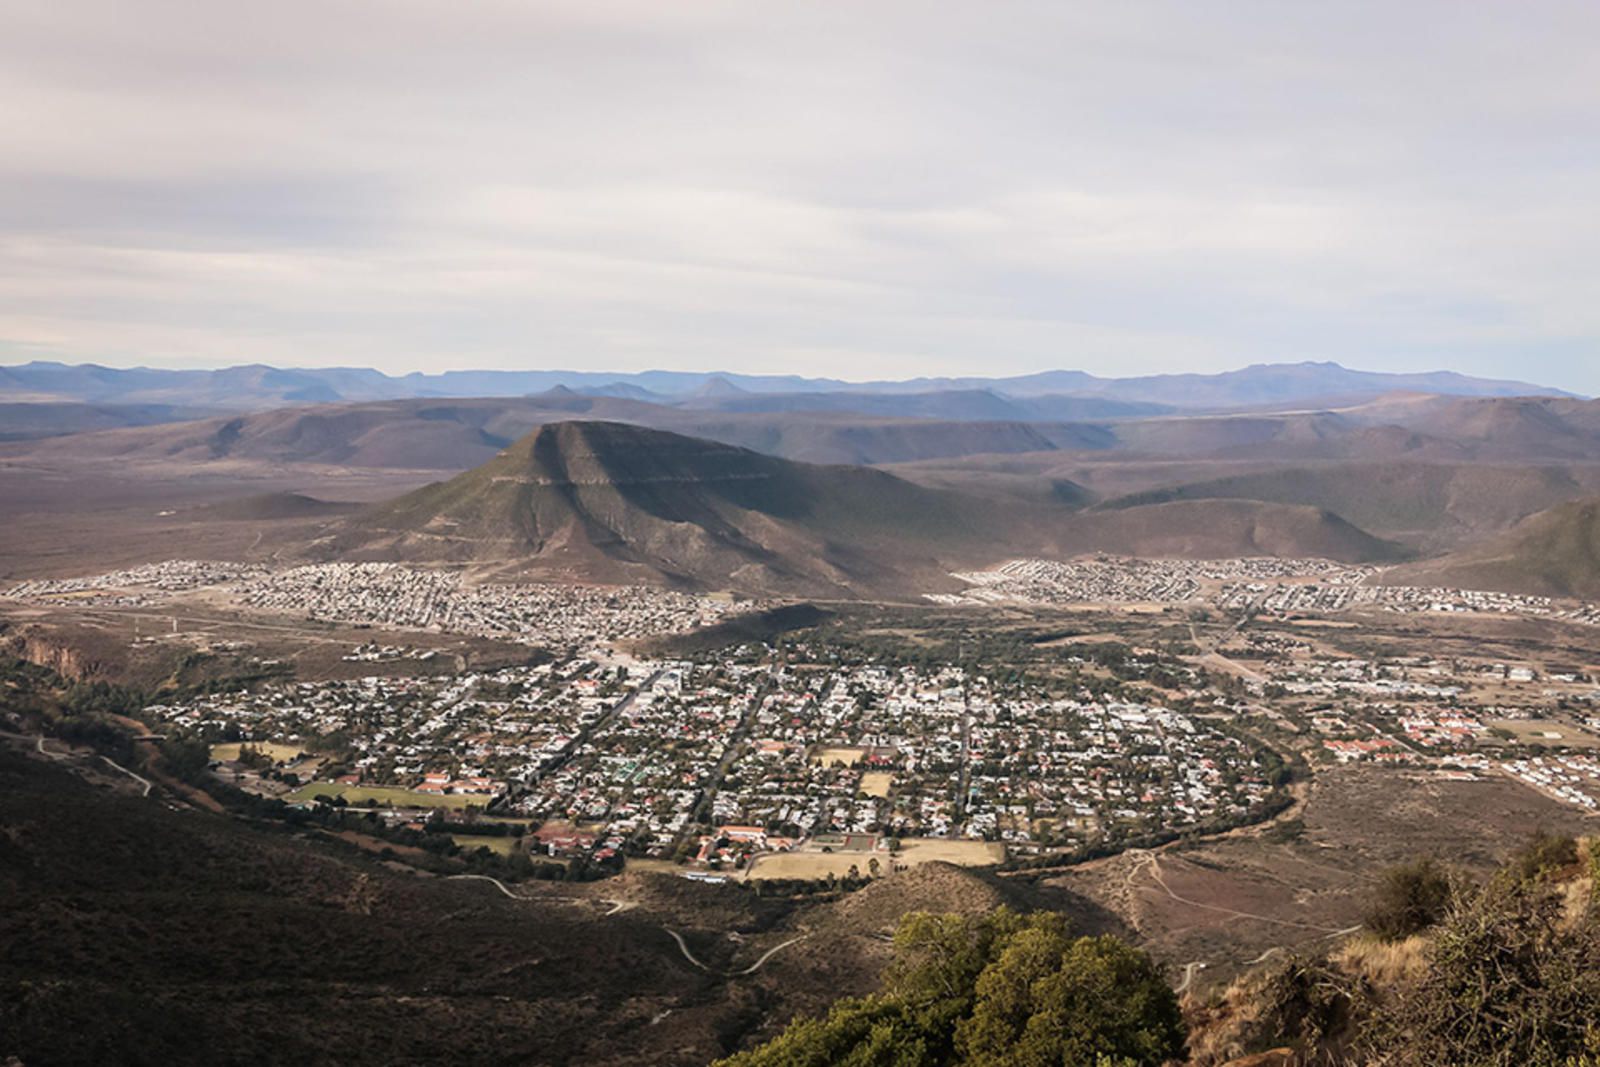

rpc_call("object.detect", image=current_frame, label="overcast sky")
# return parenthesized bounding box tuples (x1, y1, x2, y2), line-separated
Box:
(3, 1, 1598, 390)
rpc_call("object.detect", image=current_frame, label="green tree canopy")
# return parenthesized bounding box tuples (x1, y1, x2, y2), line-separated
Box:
(716, 908, 1183, 1067)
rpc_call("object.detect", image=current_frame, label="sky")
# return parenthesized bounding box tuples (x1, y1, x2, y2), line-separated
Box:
(3, 1, 1598, 392)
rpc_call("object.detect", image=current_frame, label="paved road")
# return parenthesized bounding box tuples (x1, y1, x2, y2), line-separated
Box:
(676, 670, 775, 849)
(507, 667, 666, 808)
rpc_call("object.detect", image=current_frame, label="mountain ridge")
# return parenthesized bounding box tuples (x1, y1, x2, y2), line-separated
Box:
(0, 359, 1575, 413)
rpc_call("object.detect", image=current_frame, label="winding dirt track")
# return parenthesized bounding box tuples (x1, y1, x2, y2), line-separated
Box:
(1129, 849, 1355, 934)
(1125, 849, 1362, 994)
(445, 875, 801, 976)
(662, 927, 808, 976)
(99, 754, 154, 796)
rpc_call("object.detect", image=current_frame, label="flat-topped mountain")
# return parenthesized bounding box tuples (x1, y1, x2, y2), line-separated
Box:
(317, 421, 1406, 594)
(322, 421, 1028, 594)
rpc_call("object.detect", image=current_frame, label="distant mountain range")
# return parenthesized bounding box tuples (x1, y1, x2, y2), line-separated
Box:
(15, 389, 1600, 472)
(5, 359, 1597, 599)
(0, 359, 1577, 420)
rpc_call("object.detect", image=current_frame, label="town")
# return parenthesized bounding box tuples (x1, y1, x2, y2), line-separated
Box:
(6, 559, 751, 646)
(938, 555, 1600, 627)
(140, 651, 1283, 874)
(16, 555, 1600, 879)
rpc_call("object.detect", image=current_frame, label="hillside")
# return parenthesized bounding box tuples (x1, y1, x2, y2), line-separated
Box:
(1061, 499, 1412, 564)
(320, 423, 1408, 592)
(321, 421, 1030, 594)
(0, 401, 221, 441)
(0, 737, 742, 1066)
(1097, 462, 1598, 550)
(678, 387, 1170, 422)
(1384, 497, 1600, 598)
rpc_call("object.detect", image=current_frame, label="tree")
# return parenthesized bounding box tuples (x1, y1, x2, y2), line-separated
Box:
(716, 909, 1184, 1067)
(160, 734, 211, 781)
(955, 926, 1184, 1066)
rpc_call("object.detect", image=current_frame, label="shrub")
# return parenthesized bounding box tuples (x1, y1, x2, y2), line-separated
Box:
(1366, 873, 1600, 1066)
(1364, 859, 1454, 942)
(1505, 830, 1578, 886)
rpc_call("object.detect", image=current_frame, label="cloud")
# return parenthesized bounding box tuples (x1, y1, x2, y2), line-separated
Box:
(1, 0, 1596, 391)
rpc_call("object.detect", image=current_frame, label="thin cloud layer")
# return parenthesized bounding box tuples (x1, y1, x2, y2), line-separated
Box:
(2, 1, 1597, 390)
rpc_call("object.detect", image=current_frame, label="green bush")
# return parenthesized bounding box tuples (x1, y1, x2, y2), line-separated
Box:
(1364, 858, 1454, 942)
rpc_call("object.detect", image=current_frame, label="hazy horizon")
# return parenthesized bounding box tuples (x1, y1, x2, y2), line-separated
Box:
(0, 355, 1585, 396)
(4, 2, 1598, 391)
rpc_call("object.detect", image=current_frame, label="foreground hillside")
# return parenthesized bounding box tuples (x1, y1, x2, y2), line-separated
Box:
(728, 836, 1600, 1066)
(0, 742, 721, 1065)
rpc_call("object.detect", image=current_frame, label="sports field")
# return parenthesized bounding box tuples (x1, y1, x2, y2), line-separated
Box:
(810, 745, 867, 767)
(451, 834, 522, 856)
(287, 782, 490, 810)
(859, 771, 893, 797)
(1487, 718, 1600, 747)
(743, 837, 1004, 880)
(210, 741, 306, 763)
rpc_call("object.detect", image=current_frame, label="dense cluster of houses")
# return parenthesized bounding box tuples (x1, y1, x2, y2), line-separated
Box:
(142, 651, 1278, 865)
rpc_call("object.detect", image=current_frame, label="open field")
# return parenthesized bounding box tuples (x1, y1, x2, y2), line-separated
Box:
(810, 745, 867, 767)
(451, 834, 522, 856)
(1487, 718, 1600, 747)
(745, 837, 1004, 881)
(859, 771, 893, 797)
(210, 741, 305, 763)
(0, 459, 436, 580)
(287, 782, 493, 810)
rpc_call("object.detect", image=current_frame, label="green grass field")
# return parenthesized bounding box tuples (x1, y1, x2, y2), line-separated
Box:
(286, 782, 491, 810)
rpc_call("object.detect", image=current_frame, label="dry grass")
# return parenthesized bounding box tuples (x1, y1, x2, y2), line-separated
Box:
(744, 838, 1003, 881)
(450, 834, 520, 857)
(859, 772, 893, 798)
(210, 741, 305, 763)
(286, 782, 487, 810)
(1332, 933, 1429, 988)
(1486, 718, 1600, 748)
